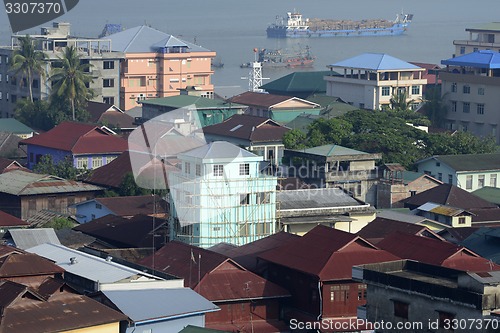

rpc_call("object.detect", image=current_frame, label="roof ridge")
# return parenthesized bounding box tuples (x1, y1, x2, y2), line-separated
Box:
(377, 54, 386, 69)
(125, 26, 145, 52)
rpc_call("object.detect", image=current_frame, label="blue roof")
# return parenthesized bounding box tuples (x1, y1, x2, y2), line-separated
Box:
(103, 25, 210, 53)
(329, 53, 421, 71)
(441, 50, 500, 69)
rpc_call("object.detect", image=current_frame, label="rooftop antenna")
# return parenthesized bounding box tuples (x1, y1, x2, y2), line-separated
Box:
(241, 48, 269, 92)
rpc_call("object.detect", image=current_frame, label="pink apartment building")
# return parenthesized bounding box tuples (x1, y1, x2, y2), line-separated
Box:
(103, 26, 216, 110)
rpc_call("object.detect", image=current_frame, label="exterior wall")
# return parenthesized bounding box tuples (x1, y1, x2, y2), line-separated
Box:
(322, 281, 367, 318)
(454, 30, 500, 56)
(73, 154, 118, 170)
(26, 145, 71, 169)
(206, 300, 280, 326)
(74, 200, 115, 223)
(62, 322, 121, 333)
(441, 72, 500, 143)
(19, 192, 96, 220)
(121, 51, 216, 110)
(325, 70, 426, 110)
(417, 159, 458, 186)
(169, 152, 277, 247)
(377, 177, 441, 209)
(366, 284, 492, 333)
(126, 315, 205, 333)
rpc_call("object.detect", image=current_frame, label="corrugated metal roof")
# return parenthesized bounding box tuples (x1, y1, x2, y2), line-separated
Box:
(180, 141, 260, 160)
(0, 119, 34, 134)
(104, 25, 210, 53)
(0, 170, 103, 196)
(441, 50, 500, 69)
(9, 228, 61, 250)
(27, 243, 162, 284)
(261, 71, 331, 93)
(230, 91, 319, 109)
(102, 288, 218, 322)
(0, 251, 64, 277)
(0, 210, 28, 227)
(141, 95, 243, 109)
(329, 53, 421, 71)
(472, 186, 500, 205)
(278, 188, 363, 210)
(291, 144, 370, 157)
(423, 153, 500, 172)
(466, 22, 500, 32)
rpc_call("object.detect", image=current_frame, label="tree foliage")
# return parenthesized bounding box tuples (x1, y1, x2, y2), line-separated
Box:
(44, 217, 76, 230)
(49, 46, 94, 121)
(10, 35, 47, 102)
(285, 109, 498, 169)
(423, 86, 448, 127)
(33, 155, 80, 180)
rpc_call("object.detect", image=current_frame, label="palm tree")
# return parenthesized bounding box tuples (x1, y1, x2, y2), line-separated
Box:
(389, 90, 416, 111)
(49, 45, 93, 121)
(10, 35, 47, 102)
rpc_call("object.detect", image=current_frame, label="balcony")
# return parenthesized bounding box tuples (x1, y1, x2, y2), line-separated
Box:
(453, 39, 500, 49)
(325, 169, 379, 182)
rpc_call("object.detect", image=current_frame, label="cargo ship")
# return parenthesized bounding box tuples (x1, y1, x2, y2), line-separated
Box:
(267, 11, 413, 38)
(240, 46, 315, 68)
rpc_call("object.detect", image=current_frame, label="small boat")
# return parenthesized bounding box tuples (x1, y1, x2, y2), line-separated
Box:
(267, 11, 413, 38)
(240, 46, 315, 68)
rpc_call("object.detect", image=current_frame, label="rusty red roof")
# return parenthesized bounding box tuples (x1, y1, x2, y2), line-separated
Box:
(94, 195, 167, 216)
(74, 214, 167, 249)
(404, 184, 497, 210)
(86, 101, 135, 129)
(0, 280, 127, 333)
(259, 225, 399, 281)
(202, 114, 290, 143)
(0, 245, 24, 258)
(357, 217, 444, 244)
(0, 210, 29, 227)
(139, 241, 290, 301)
(0, 252, 64, 278)
(376, 232, 500, 272)
(0, 157, 25, 174)
(21, 121, 128, 155)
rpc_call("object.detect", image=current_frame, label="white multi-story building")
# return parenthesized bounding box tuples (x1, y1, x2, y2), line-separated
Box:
(324, 53, 426, 110)
(453, 22, 500, 56)
(440, 50, 500, 143)
(168, 141, 277, 248)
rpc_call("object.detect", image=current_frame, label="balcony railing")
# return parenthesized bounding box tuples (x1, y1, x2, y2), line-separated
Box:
(325, 169, 379, 182)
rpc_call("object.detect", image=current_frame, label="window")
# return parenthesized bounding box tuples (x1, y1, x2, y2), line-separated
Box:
(438, 311, 455, 329)
(462, 102, 470, 113)
(463, 85, 470, 94)
(213, 164, 223, 176)
(32, 79, 38, 88)
(184, 162, 190, 174)
(393, 300, 409, 319)
(29, 153, 33, 162)
(478, 87, 485, 95)
(438, 173, 442, 181)
(103, 61, 114, 69)
(11, 94, 16, 103)
(103, 96, 114, 105)
(103, 79, 114, 87)
(473, 47, 479, 52)
(458, 217, 466, 225)
(411, 85, 420, 95)
(0, 74, 2, 82)
(95, 203, 102, 209)
(451, 82, 457, 92)
(381, 86, 390, 96)
(358, 284, 367, 300)
(92, 157, 103, 169)
(240, 193, 251, 205)
(106, 156, 116, 164)
(257, 192, 270, 204)
(490, 174, 497, 187)
(451, 101, 457, 112)
(5, 75, 8, 83)
(239, 163, 250, 176)
(477, 103, 484, 115)
(448, 174, 453, 184)
(460, 46, 465, 54)
(436, 162, 440, 167)
(77, 157, 87, 169)
(466, 175, 473, 190)
(478, 175, 485, 188)
(0, 92, 2, 100)
(359, 103, 365, 109)
(195, 164, 201, 176)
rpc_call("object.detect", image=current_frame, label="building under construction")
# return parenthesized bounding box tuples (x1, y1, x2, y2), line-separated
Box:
(168, 141, 277, 248)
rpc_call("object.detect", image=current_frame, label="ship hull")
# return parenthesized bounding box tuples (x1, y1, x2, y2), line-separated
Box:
(267, 23, 409, 38)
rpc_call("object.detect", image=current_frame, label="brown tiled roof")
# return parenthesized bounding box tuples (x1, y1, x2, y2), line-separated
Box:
(0, 280, 127, 333)
(217, 232, 300, 272)
(0, 157, 25, 174)
(202, 114, 290, 143)
(21, 121, 128, 155)
(0, 210, 29, 227)
(469, 207, 500, 222)
(73, 214, 167, 249)
(139, 241, 290, 301)
(439, 227, 479, 243)
(93, 195, 167, 216)
(86, 101, 135, 129)
(357, 218, 443, 244)
(404, 184, 498, 210)
(0, 252, 64, 278)
(259, 225, 399, 281)
(0, 132, 26, 158)
(229, 91, 317, 109)
(376, 232, 500, 272)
